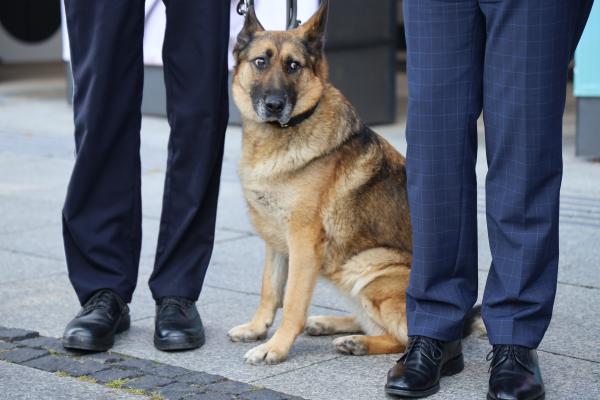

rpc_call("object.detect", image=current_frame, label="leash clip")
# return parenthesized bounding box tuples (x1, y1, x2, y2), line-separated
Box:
(286, 0, 301, 30)
(237, 0, 300, 31)
(236, 0, 252, 16)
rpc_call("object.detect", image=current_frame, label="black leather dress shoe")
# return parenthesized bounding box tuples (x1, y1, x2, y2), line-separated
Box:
(62, 289, 130, 352)
(154, 297, 205, 351)
(487, 345, 545, 400)
(386, 336, 464, 398)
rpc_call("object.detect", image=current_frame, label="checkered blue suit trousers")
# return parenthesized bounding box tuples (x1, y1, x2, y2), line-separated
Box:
(403, 0, 593, 348)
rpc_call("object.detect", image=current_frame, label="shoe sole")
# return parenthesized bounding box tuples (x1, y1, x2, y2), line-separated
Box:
(154, 333, 205, 352)
(385, 353, 465, 398)
(61, 314, 130, 352)
(487, 393, 545, 400)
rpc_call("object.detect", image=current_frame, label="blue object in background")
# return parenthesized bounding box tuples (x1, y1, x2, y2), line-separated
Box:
(575, 2, 600, 97)
(574, 1, 600, 158)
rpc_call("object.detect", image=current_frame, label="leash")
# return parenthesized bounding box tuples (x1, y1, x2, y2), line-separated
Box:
(236, 0, 301, 30)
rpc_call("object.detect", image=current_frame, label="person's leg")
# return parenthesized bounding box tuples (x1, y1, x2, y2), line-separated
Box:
(387, 2, 485, 396)
(62, 0, 145, 305)
(404, 0, 485, 341)
(148, 0, 230, 301)
(480, 0, 593, 349)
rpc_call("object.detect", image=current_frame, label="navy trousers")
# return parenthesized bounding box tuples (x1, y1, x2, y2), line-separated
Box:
(404, 0, 593, 348)
(62, 0, 230, 305)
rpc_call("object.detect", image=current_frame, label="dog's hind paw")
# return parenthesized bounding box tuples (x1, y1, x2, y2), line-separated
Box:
(305, 316, 334, 336)
(333, 335, 368, 356)
(228, 323, 268, 342)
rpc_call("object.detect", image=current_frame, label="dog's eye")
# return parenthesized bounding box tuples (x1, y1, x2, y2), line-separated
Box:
(254, 58, 267, 69)
(287, 61, 301, 73)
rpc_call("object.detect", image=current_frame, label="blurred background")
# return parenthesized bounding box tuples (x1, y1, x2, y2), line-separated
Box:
(1, 0, 598, 156)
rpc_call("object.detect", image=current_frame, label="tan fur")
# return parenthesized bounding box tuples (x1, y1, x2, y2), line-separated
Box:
(228, 1, 413, 364)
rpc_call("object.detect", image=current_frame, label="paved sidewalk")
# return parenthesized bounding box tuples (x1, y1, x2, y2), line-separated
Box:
(1, 65, 600, 400)
(0, 327, 299, 400)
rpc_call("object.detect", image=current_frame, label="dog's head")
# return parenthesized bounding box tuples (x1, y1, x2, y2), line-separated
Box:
(232, 1, 329, 126)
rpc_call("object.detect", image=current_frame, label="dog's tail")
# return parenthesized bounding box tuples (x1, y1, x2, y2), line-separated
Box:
(462, 305, 486, 338)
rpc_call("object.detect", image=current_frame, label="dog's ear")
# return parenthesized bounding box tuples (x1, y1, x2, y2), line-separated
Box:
(234, 5, 265, 62)
(297, 0, 329, 58)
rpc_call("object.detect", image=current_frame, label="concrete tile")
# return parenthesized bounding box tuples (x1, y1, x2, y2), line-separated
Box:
(89, 367, 144, 384)
(205, 379, 253, 395)
(23, 354, 109, 377)
(0, 360, 144, 400)
(0, 153, 71, 202)
(123, 375, 174, 391)
(0, 273, 82, 337)
(0, 347, 48, 363)
(540, 284, 600, 363)
(0, 194, 62, 234)
(110, 291, 345, 383)
(17, 336, 69, 355)
(0, 223, 65, 261)
(154, 382, 202, 400)
(556, 224, 600, 289)
(256, 337, 600, 400)
(0, 269, 232, 338)
(0, 249, 65, 283)
(114, 358, 190, 379)
(0, 342, 18, 351)
(0, 326, 39, 342)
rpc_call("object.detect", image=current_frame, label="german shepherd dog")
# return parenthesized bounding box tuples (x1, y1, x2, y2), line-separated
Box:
(228, 1, 479, 365)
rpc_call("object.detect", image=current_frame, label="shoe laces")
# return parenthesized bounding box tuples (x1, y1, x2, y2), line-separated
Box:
(82, 289, 116, 313)
(399, 336, 444, 365)
(486, 345, 534, 375)
(157, 296, 192, 314)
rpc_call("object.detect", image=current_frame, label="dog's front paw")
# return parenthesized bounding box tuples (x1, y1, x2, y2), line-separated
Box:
(228, 323, 268, 342)
(244, 341, 288, 365)
(333, 335, 368, 356)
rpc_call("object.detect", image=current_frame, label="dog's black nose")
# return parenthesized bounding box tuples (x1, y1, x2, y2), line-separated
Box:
(265, 95, 286, 114)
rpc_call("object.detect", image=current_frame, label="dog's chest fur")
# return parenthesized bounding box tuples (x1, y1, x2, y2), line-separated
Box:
(239, 157, 329, 254)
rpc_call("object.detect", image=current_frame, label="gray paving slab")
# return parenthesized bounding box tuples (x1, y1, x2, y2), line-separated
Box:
(0, 360, 143, 400)
(0, 153, 71, 202)
(0, 249, 65, 283)
(110, 291, 346, 383)
(0, 272, 79, 337)
(16, 336, 69, 355)
(0, 269, 241, 338)
(556, 223, 600, 289)
(471, 271, 600, 364)
(256, 337, 600, 400)
(88, 367, 144, 384)
(23, 354, 109, 376)
(540, 283, 600, 363)
(0, 326, 38, 342)
(0, 341, 17, 351)
(0, 347, 48, 363)
(0, 194, 62, 235)
(0, 223, 65, 261)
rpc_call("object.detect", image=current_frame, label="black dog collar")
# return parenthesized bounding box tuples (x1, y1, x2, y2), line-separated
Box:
(268, 102, 320, 129)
